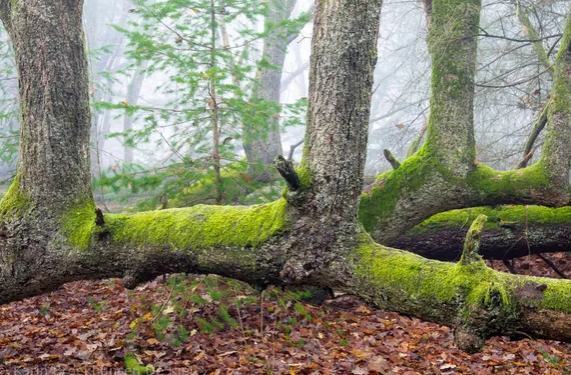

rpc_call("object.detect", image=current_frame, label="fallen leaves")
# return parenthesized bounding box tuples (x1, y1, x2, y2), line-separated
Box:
(0, 273, 570, 374)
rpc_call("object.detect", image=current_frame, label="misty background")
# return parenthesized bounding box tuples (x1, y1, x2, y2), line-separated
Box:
(0, 0, 565, 206)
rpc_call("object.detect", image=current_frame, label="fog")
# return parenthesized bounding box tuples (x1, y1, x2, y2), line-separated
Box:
(0, 0, 567, 191)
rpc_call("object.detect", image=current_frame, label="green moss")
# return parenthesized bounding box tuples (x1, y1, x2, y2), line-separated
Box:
(354, 235, 511, 309)
(106, 198, 288, 249)
(0, 179, 30, 220)
(549, 7, 571, 115)
(353, 235, 571, 313)
(295, 166, 312, 189)
(124, 353, 154, 375)
(427, 0, 481, 98)
(467, 163, 550, 202)
(359, 145, 454, 232)
(61, 200, 97, 251)
(410, 205, 571, 235)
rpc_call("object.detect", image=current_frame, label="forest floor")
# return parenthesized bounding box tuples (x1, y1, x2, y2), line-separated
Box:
(1, 253, 571, 375)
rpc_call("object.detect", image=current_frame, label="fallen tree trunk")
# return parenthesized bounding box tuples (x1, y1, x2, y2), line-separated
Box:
(5, 0, 571, 357)
(394, 205, 571, 261)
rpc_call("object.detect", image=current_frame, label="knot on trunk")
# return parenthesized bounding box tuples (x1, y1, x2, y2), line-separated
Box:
(275, 155, 301, 191)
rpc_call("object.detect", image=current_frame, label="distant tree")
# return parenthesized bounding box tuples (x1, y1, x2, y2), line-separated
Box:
(97, 0, 309, 208)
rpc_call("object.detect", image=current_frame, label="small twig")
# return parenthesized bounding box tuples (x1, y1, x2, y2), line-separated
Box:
(503, 259, 517, 274)
(537, 253, 567, 279)
(288, 140, 304, 161)
(260, 290, 265, 338)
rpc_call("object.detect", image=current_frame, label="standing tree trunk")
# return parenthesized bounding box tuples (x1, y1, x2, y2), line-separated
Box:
(122, 62, 148, 164)
(243, 0, 296, 182)
(0, 0, 95, 300)
(0, 0, 93, 213)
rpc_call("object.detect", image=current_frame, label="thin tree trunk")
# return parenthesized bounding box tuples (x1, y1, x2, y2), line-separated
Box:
(243, 0, 296, 182)
(122, 62, 149, 163)
(210, 0, 223, 204)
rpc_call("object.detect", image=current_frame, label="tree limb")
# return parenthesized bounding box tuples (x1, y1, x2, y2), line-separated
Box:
(275, 155, 301, 190)
(383, 149, 401, 169)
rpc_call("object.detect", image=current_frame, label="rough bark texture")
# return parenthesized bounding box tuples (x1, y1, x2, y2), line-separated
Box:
(0, 0, 92, 213)
(394, 205, 571, 262)
(243, 0, 294, 182)
(3, 0, 571, 356)
(359, 0, 571, 244)
(0, 0, 95, 305)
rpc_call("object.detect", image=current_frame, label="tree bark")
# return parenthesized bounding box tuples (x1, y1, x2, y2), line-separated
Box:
(0, 0, 92, 213)
(243, 0, 295, 182)
(359, 0, 571, 244)
(4, 0, 571, 356)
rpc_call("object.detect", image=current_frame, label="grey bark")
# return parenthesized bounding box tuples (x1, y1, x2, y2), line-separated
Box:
(0, 0, 93, 212)
(122, 62, 149, 163)
(243, 0, 296, 182)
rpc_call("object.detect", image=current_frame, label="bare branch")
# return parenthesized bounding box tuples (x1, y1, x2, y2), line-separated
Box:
(383, 149, 401, 170)
(275, 155, 301, 190)
(288, 139, 304, 161)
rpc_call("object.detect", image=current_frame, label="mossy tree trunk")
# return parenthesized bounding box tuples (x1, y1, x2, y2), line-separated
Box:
(359, 0, 571, 244)
(394, 205, 571, 262)
(4, 0, 571, 355)
(0, 0, 95, 301)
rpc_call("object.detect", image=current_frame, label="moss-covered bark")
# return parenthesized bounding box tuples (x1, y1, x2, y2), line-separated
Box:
(360, 1, 571, 243)
(350, 232, 571, 351)
(394, 205, 571, 261)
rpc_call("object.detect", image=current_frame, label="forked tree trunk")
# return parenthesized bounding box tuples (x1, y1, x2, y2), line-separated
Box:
(3, 0, 571, 356)
(359, 0, 571, 244)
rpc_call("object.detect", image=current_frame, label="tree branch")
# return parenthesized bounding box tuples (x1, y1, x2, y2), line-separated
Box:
(275, 155, 301, 190)
(383, 149, 401, 169)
